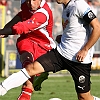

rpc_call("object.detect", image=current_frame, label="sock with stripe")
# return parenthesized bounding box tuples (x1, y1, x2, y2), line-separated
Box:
(17, 87, 33, 100)
(2, 68, 30, 91)
(93, 96, 100, 100)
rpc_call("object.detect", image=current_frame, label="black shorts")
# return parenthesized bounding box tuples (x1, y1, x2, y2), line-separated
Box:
(36, 49, 92, 93)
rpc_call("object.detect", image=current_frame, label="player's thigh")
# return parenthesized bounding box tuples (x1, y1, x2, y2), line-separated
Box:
(20, 52, 33, 63)
(16, 38, 34, 63)
(36, 49, 63, 73)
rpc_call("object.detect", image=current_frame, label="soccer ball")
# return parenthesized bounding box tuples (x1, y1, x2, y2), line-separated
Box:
(49, 98, 62, 100)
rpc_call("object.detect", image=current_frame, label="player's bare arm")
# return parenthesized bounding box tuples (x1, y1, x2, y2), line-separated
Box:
(76, 18, 100, 62)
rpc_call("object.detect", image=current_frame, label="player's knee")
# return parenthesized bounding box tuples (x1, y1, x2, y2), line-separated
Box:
(20, 52, 34, 63)
(20, 52, 34, 68)
(25, 61, 45, 76)
(25, 63, 35, 76)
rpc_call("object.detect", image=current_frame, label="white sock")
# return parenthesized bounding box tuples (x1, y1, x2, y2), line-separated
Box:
(93, 96, 100, 100)
(2, 68, 30, 91)
(0, 85, 7, 96)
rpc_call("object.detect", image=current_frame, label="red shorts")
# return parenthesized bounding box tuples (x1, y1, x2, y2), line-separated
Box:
(16, 37, 47, 61)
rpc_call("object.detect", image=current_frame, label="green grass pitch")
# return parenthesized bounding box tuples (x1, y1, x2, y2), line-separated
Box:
(0, 75, 100, 100)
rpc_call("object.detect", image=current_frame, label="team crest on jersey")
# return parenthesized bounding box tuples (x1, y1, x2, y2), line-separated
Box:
(88, 11, 94, 19)
(79, 75, 85, 83)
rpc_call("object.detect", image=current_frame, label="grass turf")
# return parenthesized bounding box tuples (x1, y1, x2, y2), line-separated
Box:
(0, 75, 100, 100)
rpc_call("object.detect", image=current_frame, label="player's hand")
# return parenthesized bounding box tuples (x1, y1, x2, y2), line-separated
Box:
(56, 35, 62, 43)
(0, 35, 8, 38)
(0, 29, 9, 38)
(76, 49, 88, 62)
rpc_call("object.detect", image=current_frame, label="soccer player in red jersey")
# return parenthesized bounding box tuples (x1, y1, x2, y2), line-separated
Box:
(0, 0, 56, 100)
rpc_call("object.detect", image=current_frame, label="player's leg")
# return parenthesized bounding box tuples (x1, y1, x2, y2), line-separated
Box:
(16, 37, 35, 100)
(0, 60, 45, 96)
(69, 61, 100, 100)
(17, 52, 34, 100)
(0, 49, 61, 97)
(32, 44, 50, 91)
(0, 68, 31, 96)
(17, 52, 49, 99)
(19, 48, 59, 98)
(77, 91, 94, 100)
(17, 42, 50, 100)
(0, 37, 48, 96)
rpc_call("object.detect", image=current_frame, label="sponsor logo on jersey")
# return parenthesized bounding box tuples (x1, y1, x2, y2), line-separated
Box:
(88, 11, 94, 19)
(28, 18, 35, 24)
(78, 86, 85, 90)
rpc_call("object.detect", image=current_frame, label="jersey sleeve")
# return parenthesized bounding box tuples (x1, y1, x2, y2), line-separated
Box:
(17, 11, 22, 19)
(11, 9, 48, 35)
(75, 0, 91, 18)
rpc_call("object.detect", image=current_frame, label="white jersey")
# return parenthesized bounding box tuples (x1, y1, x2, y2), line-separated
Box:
(57, 0, 94, 63)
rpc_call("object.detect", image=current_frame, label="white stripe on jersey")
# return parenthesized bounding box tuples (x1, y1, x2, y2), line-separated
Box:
(33, 8, 49, 30)
(39, 28, 56, 49)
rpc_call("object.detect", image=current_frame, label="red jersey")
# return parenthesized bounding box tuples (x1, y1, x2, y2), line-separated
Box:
(11, 0, 56, 51)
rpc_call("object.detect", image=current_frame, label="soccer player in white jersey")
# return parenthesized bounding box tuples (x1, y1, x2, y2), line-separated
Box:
(0, 0, 100, 100)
